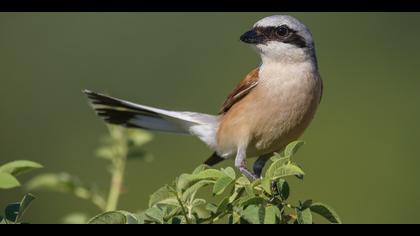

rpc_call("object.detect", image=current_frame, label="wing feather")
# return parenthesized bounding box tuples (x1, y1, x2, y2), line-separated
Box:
(219, 68, 260, 114)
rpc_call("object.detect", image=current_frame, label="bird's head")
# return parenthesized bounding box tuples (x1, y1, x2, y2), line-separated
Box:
(240, 15, 316, 64)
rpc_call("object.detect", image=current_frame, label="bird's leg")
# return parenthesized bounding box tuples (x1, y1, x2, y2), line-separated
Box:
(253, 154, 272, 179)
(235, 145, 257, 181)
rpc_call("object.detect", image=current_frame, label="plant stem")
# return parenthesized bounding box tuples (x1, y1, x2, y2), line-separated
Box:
(105, 127, 128, 212)
(105, 152, 127, 211)
(175, 193, 191, 224)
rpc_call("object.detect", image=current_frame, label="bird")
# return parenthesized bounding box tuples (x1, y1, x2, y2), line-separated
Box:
(83, 15, 323, 180)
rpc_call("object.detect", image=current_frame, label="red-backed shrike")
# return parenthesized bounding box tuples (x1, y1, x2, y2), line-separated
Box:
(84, 15, 323, 180)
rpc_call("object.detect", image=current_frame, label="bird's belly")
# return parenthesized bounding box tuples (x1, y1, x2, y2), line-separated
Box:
(216, 75, 321, 158)
(247, 99, 318, 156)
(250, 81, 321, 156)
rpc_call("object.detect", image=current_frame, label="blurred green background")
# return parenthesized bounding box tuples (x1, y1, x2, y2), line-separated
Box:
(0, 13, 419, 224)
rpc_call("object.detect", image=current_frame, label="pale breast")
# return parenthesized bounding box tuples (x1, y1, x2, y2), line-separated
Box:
(216, 62, 322, 158)
(248, 68, 322, 155)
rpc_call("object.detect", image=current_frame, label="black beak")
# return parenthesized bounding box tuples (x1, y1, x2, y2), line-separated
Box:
(240, 29, 264, 44)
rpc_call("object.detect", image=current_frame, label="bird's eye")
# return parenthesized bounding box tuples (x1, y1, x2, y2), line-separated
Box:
(276, 25, 289, 37)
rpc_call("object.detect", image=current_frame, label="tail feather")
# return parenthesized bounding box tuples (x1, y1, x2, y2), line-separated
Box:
(94, 108, 159, 129)
(83, 90, 219, 147)
(204, 152, 225, 166)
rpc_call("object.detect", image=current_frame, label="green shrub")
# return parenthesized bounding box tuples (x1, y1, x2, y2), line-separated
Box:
(0, 160, 43, 224)
(20, 126, 341, 224)
(93, 140, 341, 224)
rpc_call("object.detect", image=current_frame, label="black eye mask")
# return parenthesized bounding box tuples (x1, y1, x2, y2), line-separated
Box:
(240, 25, 307, 48)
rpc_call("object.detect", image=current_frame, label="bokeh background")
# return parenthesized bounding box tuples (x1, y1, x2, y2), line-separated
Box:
(0, 13, 419, 224)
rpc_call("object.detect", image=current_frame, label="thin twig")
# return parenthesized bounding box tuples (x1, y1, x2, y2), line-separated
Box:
(173, 191, 191, 224)
(105, 126, 128, 212)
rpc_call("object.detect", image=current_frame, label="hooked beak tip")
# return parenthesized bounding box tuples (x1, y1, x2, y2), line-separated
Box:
(240, 29, 262, 44)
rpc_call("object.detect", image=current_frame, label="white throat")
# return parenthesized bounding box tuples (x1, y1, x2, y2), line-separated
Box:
(258, 50, 319, 88)
(255, 42, 318, 67)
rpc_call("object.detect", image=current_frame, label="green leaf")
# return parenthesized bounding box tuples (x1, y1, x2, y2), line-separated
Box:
(301, 199, 313, 209)
(26, 173, 85, 194)
(271, 162, 305, 180)
(88, 211, 138, 224)
(0, 215, 6, 224)
(242, 205, 264, 224)
(26, 173, 73, 192)
(260, 178, 272, 194)
(284, 140, 305, 157)
(26, 173, 105, 208)
(5, 203, 20, 222)
(119, 211, 139, 224)
(193, 169, 226, 181)
(176, 174, 195, 192)
(265, 155, 290, 177)
(221, 167, 236, 180)
(191, 198, 206, 208)
(62, 213, 89, 224)
(95, 146, 115, 161)
(212, 176, 234, 196)
(244, 185, 256, 198)
(269, 152, 290, 162)
(216, 197, 230, 214)
(163, 206, 181, 221)
(88, 211, 128, 224)
(264, 206, 279, 224)
(149, 185, 176, 208)
(236, 176, 251, 186)
(239, 197, 265, 207)
(0, 173, 20, 189)
(192, 205, 211, 221)
(229, 185, 245, 203)
(192, 165, 208, 175)
(310, 202, 342, 224)
(127, 129, 153, 147)
(0, 160, 43, 176)
(206, 203, 217, 214)
(261, 175, 286, 196)
(135, 212, 147, 224)
(15, 193, 36, 223)
(296, 208, 313, 224)
(276, 179, 290, 200)
(144, 207, 164, 224)
(156, 198, 181, 207)
(182, 180, 213, 202)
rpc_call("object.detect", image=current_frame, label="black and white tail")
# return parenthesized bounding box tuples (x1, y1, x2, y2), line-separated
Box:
(83, 90, 219, 150)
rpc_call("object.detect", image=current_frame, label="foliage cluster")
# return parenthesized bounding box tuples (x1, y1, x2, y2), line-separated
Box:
(0, 126, 341, 224)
